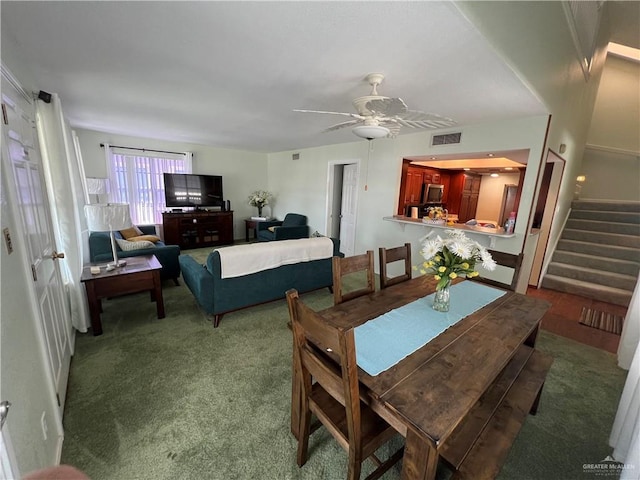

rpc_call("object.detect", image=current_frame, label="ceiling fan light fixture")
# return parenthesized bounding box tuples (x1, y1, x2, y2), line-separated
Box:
(352, 125, 390, 140)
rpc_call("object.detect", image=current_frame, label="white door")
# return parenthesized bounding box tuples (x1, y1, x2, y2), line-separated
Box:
(2, 75, 72, 414)
(339, 163, 359, 258)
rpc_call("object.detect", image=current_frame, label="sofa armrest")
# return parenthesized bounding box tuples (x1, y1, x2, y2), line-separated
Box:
(179, 255, 216, 314)
(88, 232, 113, 263)
(138, 225, 158, 236)
(273, 225, 309, 240)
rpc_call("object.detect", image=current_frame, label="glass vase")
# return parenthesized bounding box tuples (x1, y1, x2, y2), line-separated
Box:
(257, 206, 263, 217)
(432, 283, 451, 312)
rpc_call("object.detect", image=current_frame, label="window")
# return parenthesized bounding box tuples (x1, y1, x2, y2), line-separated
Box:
(106, 147, 192, 225)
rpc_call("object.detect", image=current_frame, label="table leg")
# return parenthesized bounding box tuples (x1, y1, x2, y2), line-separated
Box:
(152, 271, 165, 319)
(84, 283, 103, 336)
(245, 224, 250, 242)
(402, 428, 439, 480)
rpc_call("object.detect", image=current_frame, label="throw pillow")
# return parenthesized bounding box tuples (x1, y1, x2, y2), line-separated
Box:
(268, 226, 279, 233)
(120, 225, 144, 240)
(115, 238, 155, 251)
(127, 234, 161, 243)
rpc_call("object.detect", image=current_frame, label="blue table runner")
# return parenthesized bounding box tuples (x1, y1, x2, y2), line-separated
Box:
(354, 282, 506, 376)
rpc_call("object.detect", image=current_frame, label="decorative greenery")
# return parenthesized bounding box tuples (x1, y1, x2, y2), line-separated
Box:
(417, 230, 496, 290)
(247, 190, 273, 208)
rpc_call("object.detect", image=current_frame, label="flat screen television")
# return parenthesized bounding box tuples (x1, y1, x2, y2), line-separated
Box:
(163, 173, 223, 208)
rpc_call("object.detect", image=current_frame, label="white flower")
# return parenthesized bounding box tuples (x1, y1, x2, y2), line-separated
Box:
(420, 238, 441, 260)
(448, 240, 472, 259)
(418, 229, 495, 278)
(481, 251, 497, 271)
(248, 190, 273, 207)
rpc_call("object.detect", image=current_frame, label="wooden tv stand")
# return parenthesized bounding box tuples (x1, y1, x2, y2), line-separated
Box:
(162, 211, 233, 249)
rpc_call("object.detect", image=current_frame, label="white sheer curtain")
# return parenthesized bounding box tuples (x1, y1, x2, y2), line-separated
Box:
(104, 145, 192, 226)
(35, 93, 90, 332)
(609, 274, 640, 476)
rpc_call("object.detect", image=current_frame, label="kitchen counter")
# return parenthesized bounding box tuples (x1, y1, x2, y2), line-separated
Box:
(382, 215, 516, 240)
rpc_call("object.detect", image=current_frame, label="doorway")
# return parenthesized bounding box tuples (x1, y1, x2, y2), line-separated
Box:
(325, 160, 360, 258)
(529, 150, 565, 286)
(499, 184, 519, 227)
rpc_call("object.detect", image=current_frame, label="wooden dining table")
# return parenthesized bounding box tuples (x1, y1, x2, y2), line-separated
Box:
(290, 275, 552, 480)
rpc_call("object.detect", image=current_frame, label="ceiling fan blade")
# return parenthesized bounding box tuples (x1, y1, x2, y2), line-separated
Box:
(323, 119, 363, 132)
(400, 110, 456, 126)
(293, 109, 364, 119)
(365, 97, 408, 116)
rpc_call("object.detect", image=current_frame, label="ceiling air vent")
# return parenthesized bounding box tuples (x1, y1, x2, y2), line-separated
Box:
(431, 132, 462, 146)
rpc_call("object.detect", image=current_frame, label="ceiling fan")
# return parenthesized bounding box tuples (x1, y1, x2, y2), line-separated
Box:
(294, 73, 456, 140)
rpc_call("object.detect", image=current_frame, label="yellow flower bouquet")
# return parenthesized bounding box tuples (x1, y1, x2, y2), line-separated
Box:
(418, 230, 496, 311)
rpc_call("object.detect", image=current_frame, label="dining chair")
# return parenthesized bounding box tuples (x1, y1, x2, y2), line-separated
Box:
(286, 289, 404, 480)
(472, 250, 524, 291)
(378, 242, 412, 289)
(332, 251, 375, 305)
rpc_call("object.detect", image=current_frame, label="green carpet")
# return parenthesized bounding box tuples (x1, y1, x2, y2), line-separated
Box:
(61, 248, 627, 480)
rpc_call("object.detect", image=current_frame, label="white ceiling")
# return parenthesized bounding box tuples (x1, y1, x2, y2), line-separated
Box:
(1, 1, 626, 155)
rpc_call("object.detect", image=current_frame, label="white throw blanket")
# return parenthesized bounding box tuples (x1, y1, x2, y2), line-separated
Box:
(216, 237, 334, 279)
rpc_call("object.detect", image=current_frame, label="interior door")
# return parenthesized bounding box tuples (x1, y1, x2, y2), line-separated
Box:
(2, 77, 72, 414)
(339, 164, 358, 258)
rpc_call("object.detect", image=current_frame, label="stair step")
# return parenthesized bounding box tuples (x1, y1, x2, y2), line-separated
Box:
(556, 239, 640, 262)
(562, 229, 640, 248)
(541, 275, 632, 307)
(546, 262, 637, 291)
(570, 209, 640, 224)
(566, 218, 640, 235)
(552, 251, 640, 276)
(572, 200, 640, 213)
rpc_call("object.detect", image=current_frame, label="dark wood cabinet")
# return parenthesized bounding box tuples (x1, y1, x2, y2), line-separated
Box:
(404, 167, 425, 205)
(398, 162, 450, 215)
(457, 174, 481, 222)
(162, 211, 233, 249)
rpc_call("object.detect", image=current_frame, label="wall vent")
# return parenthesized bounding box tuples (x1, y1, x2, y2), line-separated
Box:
(431, 132, 462, 146)
(292, 153, 300, 161)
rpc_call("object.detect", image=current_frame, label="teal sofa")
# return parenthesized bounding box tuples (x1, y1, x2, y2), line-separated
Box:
(88, 225, 181, 284)
(179, 237, 341, 327)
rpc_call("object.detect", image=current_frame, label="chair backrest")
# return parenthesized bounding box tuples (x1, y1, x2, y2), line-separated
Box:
(474, 250, 524, 291)
(379, 242, 412, 289)
(286, 289, 362, 449)
(332, 251, 375, 305)
(282, 213, 308, 227)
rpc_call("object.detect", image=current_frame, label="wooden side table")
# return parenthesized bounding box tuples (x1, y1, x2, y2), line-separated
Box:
(80, 255, 164, 336)
(244, 218, 271, 242)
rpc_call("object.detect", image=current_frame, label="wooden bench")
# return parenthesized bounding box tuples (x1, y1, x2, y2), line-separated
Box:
(440, 345, 553, 480)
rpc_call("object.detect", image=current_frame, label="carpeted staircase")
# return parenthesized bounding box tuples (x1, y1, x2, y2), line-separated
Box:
(542, 200, 640, 307)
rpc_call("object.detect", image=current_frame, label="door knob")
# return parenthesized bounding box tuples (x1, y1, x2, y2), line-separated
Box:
(52, 251, 65, 260)
(0, 400, 11, 430)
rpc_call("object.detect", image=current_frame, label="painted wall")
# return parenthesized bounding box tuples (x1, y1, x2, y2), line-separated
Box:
(580, 147, 640, 201)
(455, 0, 610, 278)
(580, 55, 640, 200)
(475, 173, 522, 224)
(76, 129, 268, 240)
(267, 116, 549, 288)
(1, 33, 62, 475)
(587, 55, 640, 153)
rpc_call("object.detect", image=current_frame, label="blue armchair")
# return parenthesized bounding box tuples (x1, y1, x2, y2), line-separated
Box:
(257, 213, 309, 242)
